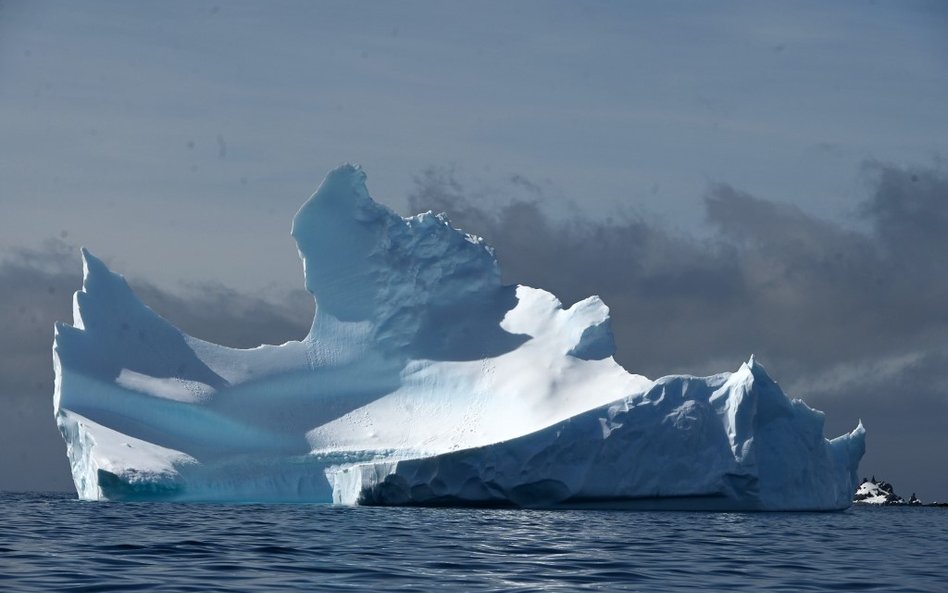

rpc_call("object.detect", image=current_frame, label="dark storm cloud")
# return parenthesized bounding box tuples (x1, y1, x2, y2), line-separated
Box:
(131, 279, 312, 350)
(0, 242, 311, 491)
(409, 163, 948, 375)
(409, 163, 948, 500)
(0, 241, 79, 491)
(408, 168, 748, 375)
(863, 163, 948, 268)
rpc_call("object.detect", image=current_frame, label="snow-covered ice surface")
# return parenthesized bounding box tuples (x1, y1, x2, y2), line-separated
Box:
(53, 164, 865, 509)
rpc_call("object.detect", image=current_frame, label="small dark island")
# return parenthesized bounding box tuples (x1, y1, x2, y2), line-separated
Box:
(854, 477, 946, 507)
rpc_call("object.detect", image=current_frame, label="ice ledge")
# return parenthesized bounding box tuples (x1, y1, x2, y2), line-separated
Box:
(326, 358, 864, 511)
(56, 410, 197, 500)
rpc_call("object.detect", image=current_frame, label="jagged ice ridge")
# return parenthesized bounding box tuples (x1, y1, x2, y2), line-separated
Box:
(53, 165, 865, 510)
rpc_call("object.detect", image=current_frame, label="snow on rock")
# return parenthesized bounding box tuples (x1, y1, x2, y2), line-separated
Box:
(53, 164, 866, 509)
(853, 477, 910, 505)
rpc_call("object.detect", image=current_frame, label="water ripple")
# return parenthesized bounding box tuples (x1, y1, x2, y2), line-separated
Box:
(0, 493, 946, 592)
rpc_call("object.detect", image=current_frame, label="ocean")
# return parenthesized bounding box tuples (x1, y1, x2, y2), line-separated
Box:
(1, 492, 945, 592)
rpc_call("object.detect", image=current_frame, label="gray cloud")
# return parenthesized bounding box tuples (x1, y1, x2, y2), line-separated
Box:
(0, 241, 77, 492)
(0, 241, 311, 492)
(409, 162, 948, 501)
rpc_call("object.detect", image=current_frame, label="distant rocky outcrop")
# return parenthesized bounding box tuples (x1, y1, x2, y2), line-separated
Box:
(853, 476, 921, 505)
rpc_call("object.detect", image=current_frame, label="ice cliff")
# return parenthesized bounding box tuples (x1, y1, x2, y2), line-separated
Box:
(53, 164, 865, 509)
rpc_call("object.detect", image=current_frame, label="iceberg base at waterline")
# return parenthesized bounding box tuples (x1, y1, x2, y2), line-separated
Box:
(53, 164, 865, 510)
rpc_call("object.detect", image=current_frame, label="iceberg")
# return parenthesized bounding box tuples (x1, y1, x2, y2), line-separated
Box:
(53, 164, 865, 509)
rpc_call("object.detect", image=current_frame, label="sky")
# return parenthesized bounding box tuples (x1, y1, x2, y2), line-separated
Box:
(1, 1, 946, 499)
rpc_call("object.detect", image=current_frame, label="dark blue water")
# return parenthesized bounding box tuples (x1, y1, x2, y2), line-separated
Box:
(1, 493, 946, 592)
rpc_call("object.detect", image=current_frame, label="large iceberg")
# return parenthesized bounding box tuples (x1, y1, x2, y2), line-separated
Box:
(53, 164, 865, 509)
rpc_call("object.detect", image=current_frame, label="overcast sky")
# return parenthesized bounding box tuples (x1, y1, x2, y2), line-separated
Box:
(1, 1, 946, 499)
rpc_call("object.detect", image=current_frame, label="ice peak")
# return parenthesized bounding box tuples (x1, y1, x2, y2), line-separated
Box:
(737, 354, 776, 386)
(741, 354, 761, 375)
(79, 247, 108, 292)
(291, 165, 518, 360)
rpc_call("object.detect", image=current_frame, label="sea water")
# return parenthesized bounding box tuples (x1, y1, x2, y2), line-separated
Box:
(1, 492, 945, 592)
